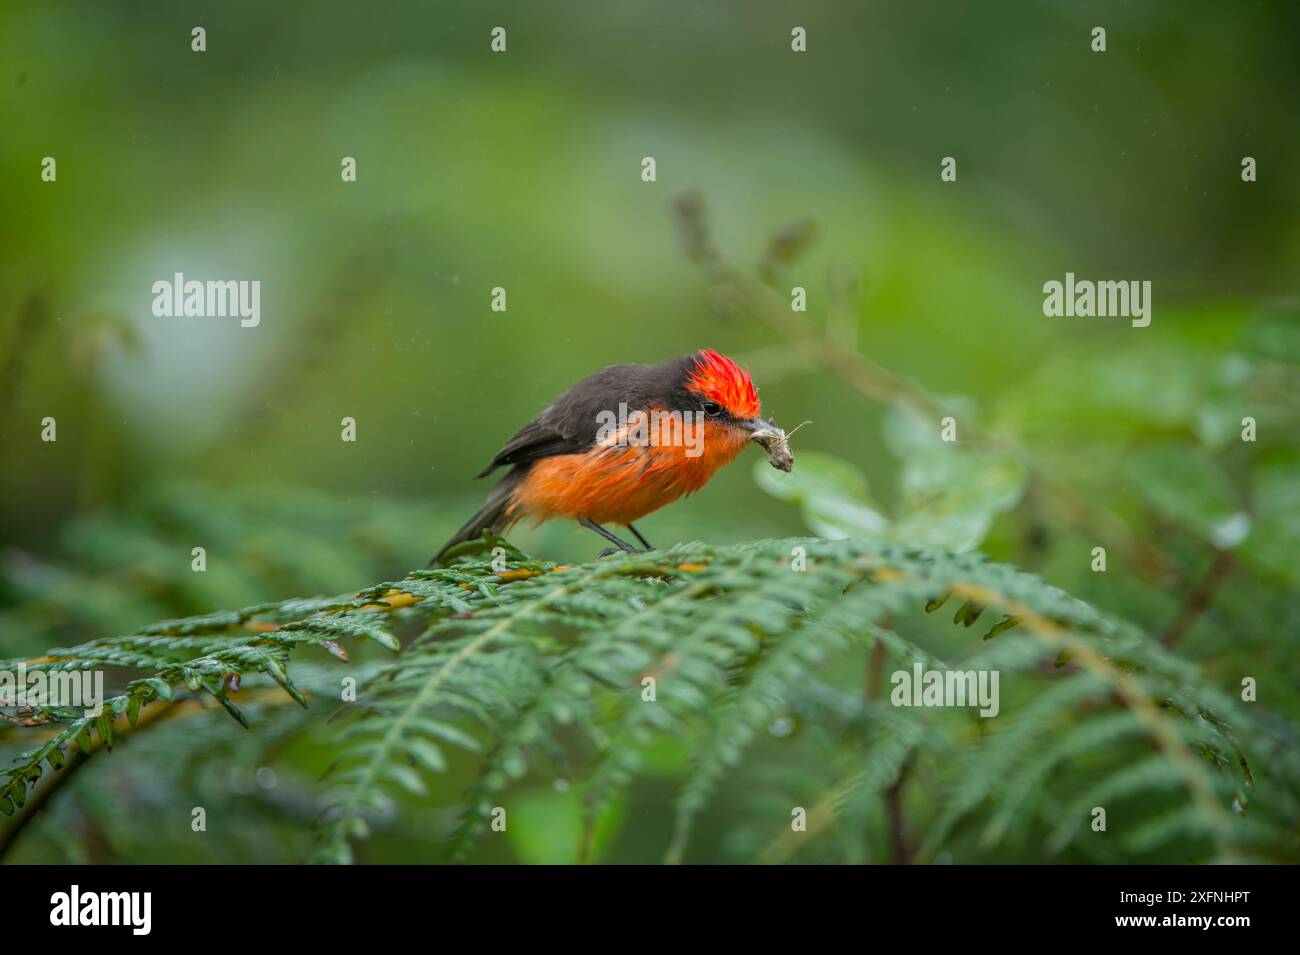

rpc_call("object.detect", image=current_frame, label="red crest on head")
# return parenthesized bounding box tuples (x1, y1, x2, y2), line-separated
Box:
(686, 349, 761, 419)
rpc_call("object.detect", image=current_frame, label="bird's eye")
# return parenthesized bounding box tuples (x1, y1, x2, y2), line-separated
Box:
(702, 401, 723, 417)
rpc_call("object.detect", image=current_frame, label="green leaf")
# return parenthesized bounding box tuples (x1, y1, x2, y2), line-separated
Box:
(261, 658, 309, 708)
(925, 593, 950, 612)
(752, 451, 889, 539)
(360, 626, 400, 653)
(213, 691, 250, 728)
(882, 398, 976, 459)
(983, 615, 1021, 641)
(384, 762, 428, 796)
(954, 601, 983, 628)
(504, 786, 628, 864)
(1240, 448, 1300, 586)
(95, 713, 114, 751)
(1127, 441, 1248, 548)
(882, 403, 1027, 552)
(418, 720, 481, 753)
(404, 737, 447, 774)
(895, 450, 1026, 552)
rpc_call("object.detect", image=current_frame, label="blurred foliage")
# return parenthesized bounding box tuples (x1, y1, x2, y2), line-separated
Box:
(2, 1, 1298, 863)
(6, 539, 1297, 865)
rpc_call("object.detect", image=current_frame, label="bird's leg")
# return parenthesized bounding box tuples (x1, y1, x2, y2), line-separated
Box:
(626, 523, 654, 551)
(579, 518, 638, 554)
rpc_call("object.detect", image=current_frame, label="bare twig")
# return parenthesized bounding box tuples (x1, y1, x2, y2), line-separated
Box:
(1160, 550, 1235, 647)
(883, 751, 916, 865)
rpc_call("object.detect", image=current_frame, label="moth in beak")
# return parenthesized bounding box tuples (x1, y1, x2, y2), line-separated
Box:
(740, 417, 794, 472)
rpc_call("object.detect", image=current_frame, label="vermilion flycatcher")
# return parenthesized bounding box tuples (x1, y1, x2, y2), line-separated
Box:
(431, 349, 793, 563)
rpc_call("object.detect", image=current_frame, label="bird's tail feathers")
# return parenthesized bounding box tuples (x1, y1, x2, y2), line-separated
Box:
(427, 470, 523, 567)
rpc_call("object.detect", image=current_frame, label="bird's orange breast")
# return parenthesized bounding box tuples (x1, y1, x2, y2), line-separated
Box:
(507, 419, 749, 526)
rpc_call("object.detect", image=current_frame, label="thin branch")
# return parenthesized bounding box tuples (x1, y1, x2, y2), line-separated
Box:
(883, 751, 916, 865)
(1160, 550, 1234, 647)
(0, 698, 186, 861)
(672, 191, 1171, 580)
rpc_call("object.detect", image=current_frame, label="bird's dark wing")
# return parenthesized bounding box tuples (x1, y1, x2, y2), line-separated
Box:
(475, 420, 589, 477)
(475, 358, 696, 478)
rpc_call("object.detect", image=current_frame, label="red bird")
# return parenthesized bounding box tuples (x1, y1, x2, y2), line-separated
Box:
(431, 349, 793, 563)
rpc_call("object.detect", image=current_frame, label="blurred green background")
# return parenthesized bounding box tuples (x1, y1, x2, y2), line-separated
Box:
(1, 1, 1297, 863)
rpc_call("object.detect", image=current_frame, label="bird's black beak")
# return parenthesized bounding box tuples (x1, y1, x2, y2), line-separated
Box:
(742, 418, 794, 472)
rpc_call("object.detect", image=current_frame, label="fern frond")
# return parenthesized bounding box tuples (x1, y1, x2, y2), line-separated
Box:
(4, 536, 1291, 864)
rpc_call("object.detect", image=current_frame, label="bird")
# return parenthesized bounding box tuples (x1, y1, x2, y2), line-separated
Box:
(430, 348, 794, 564)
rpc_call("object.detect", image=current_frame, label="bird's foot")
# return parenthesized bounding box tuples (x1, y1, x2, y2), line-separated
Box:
(598, 546, 655, 559)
